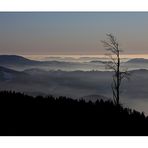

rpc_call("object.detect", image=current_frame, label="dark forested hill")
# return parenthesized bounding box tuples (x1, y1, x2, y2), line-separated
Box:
(0, 91, 147, 136)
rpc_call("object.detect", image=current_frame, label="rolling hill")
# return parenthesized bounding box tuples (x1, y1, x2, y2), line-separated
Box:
(126, 58, 148, 63)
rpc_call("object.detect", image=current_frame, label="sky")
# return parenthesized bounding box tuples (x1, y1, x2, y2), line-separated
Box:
(0, 12, 148, 55)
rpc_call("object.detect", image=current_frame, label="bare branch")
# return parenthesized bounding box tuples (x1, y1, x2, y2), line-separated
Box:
(105, 63, 117, 72)
(106, 33, 119, 49)
(120, 71, 130, 81)
(101, 40, 118, 55)
(101, 33, 130, 105)
(106, 54, 118, 66)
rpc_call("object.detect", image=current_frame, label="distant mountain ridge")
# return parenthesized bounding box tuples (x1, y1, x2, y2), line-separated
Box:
(0, 55, 39, 65)
(127, 58, 148, 63)
(2, 55, 148, 64)
(3, 55, 148, 72)
(0, 55, 69, 65)
(0, 55, 109, 71)
(0, 55, 78, 66)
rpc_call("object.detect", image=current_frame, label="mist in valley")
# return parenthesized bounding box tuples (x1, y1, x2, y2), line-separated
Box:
(1, 55, 148, 114)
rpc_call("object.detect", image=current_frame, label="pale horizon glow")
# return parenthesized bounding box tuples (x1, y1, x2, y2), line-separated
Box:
(20, 54, 148, 61)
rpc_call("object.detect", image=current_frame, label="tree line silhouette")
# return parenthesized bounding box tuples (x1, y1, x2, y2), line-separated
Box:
(0, 90, 147, 136)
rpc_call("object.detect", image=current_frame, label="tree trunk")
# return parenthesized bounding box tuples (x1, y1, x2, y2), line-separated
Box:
(116, 50, 120, 105)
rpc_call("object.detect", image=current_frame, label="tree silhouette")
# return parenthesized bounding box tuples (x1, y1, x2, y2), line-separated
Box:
(101, 33, 130, 105)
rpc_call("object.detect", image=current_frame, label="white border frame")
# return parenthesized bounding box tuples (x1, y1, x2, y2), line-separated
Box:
(0, 0, 148, 11)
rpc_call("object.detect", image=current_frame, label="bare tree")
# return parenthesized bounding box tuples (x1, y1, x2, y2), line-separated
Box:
(101, 33, 129, 105)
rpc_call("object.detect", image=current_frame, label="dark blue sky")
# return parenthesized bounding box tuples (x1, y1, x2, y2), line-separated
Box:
(0, 12, 148, 55)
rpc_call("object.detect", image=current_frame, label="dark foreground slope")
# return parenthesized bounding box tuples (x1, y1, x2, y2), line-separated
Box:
(0, 91, 147, 136)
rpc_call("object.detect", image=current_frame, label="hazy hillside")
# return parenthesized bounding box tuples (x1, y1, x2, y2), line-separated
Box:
(126, 58, 148, 63)
(1, 55, 148, 71)
(1, 66, 148, 101)
(0, 66, 28, 81)
(0, 66, 113, 98)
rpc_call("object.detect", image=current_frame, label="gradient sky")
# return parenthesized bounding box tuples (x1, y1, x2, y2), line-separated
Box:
(0, 12, 148, 55)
